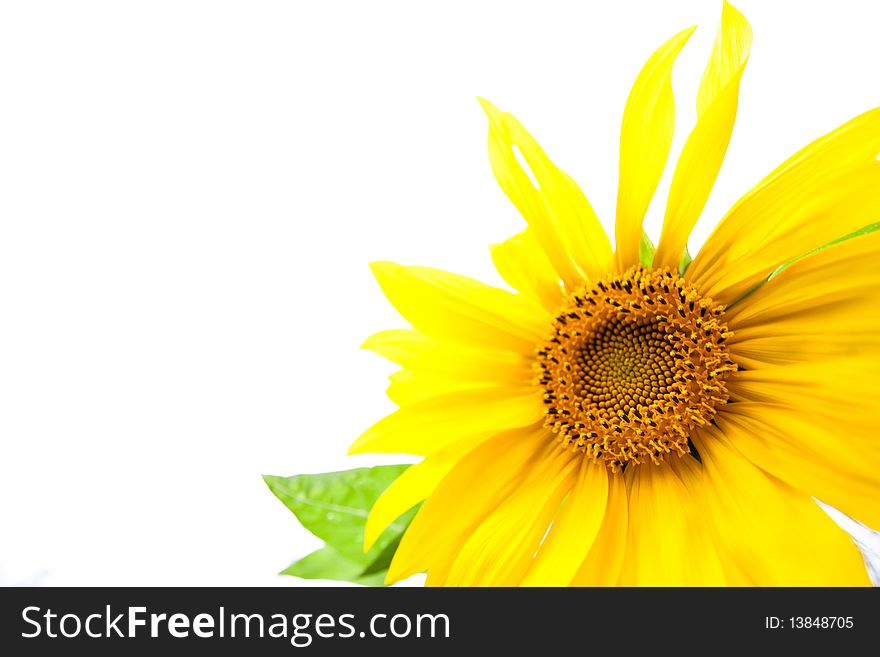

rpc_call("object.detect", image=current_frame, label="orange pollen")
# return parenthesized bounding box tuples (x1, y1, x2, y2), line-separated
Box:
(536, 266, 737, 472)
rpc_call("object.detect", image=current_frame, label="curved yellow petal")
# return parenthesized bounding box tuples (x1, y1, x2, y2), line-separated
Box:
(384, 370, 488, 406)
(386, 424, 548, 584)
(696, 1, 753, 117)
(692, 427, 871, 586)
(363, 329, 535, 405)
(349, 386, 544, 456)
(361, 329, 432, 364)
(490, 229, 564, 311)
(622, 460, 727, 586)
(444, 447, 578, 586)
(687, 107, 880, 305)
(363, 438, 479, 551)
(569, 472, 628, 586)
(480, 98, 613, 288)
(369, 261, 546, 353)
(615, 26, 696, 270)
(363, 329, 534, 386)
(654, 2, 752, 268)
(521, 457, 608, 586)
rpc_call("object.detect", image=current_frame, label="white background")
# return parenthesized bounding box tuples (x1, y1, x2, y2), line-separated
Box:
(1, 0, 878, 586)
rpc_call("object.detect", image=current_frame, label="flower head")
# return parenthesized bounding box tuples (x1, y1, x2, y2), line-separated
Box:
(350, 2, 880, 586)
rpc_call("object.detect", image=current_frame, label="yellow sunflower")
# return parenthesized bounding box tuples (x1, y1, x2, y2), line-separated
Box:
(349, 2, 880, 586)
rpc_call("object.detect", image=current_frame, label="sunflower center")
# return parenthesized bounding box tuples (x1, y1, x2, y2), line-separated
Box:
(537, 266, 736, 472)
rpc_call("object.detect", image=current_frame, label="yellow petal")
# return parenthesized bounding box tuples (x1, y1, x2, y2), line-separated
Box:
(363, 329, 533, 389)
(654, 2, 752, 268)
(386, 424, 548, 584)
(444, 447, 578, 586)
(692, 427, 871, 586)
(696, 1, 753, 117)
(363, 438, 479, 551)
(723, 228, 880, 368)
(667, 454, 750, 586)
(385, 370, 491, 406)
(348, 386, 544, 455)
(728, 359, 880, 490)
(717, 390, 880, 530)
(369, 261, 546, 353)
(490, 229, 564, 311)
(728, 361, 880, 473)
(521, 457, 609, 586)
(480, 98, 613, 288)
(361, 329, 432, 364)
(622, 460, 727, 585)
(364, 328, 535, 406)
(687, 107, 880, 305)
(569, 472, 628, 586)
(615, 26, 696, 270)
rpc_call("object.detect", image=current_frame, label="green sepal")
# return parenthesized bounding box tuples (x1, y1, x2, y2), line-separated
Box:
(639, 230, 656, 267)
(678, 245, 693, 275)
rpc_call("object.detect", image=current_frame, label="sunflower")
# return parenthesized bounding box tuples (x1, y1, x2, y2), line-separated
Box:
(349, 2, 880, 586)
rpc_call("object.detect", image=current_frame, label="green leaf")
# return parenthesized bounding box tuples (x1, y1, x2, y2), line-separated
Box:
(280, 545, 388, 587)
(678, 245, 693, 275)
(639, 231, 655, 267)
(263, 465, 419, 585)
(728, 220, 880, 309)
